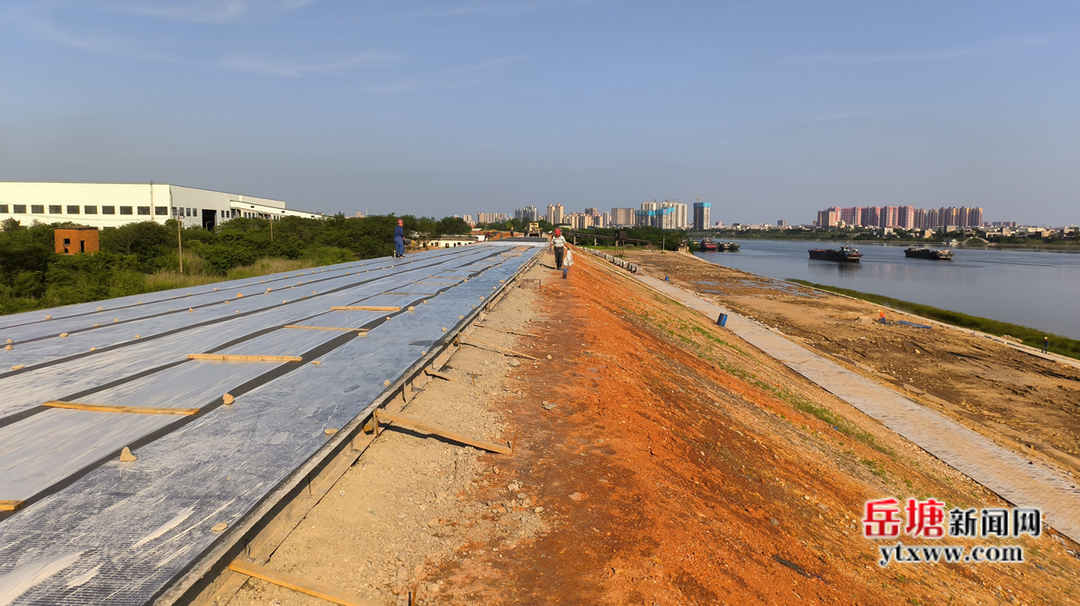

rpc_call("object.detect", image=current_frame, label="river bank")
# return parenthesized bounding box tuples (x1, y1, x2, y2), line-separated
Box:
(787, 279, 1080, 360)
(691, 231, 1080, 250)
(684, 238, 1080, 340)
(622, 250, 1080, 482)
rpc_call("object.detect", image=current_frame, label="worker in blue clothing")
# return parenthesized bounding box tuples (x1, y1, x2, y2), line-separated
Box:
(394, 219, 405, 258)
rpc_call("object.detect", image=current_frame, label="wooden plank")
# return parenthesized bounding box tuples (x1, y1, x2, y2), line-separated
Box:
(329, 306, 400, 312)
(424, 368, 456, 382)
(475, 324, 540, 338)
(375, 409, 511, 455)
(43, 401, 200, 416)
(187, 354, 303, 362)
(283, 325, 367, 332)
(0, 500, 25, 512)
(460, 335, 540, 361)
(228, 560, 378, 606)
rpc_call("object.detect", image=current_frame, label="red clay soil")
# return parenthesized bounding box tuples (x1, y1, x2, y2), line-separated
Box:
(428, 249, 1080, 606)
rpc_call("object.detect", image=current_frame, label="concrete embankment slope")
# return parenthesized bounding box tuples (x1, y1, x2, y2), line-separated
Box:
(0, 242, 542, 606)
(636, 273, 1080, 545)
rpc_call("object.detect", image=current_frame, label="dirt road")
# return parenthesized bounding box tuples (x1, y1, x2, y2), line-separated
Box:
(224, 249, 1080, 605)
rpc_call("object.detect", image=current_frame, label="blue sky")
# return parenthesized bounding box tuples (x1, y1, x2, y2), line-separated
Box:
(1, 1, 1077, 225)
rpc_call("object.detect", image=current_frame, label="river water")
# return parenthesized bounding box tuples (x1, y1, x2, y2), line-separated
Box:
(692, 239, 1080, 339)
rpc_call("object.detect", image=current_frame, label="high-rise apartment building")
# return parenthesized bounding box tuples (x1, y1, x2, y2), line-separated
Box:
(514, 205, 540, 221)
(477, 212, 509, 224)
(610, 208, 635, 226)
(660, 201, 688, 229)
(840, 207, 862, 226)
(914, 208, 927, 230)
(692, 201, 711, 230)
(881, 206, 898, 228)
(897, 206, 915, 229)
(967, 207, 983, 227)
(861, 207, 880, 227)
(546, 203, 565, 225)
(636, 203, 676, 229)
(816, 207, 840, 228)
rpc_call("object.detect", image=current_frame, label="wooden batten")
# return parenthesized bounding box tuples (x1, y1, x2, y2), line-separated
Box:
(228, 560, 378, 606)
(43, 401, 201, 416)
(460, 335, 540, 361)
(187, 354, 303, 363)
(0, 500, 25, 512)
(283, 325, 367, 332)
(475, 324, 540, 338)
(424, 368, 456, 382)
(374, 409, 511, 455)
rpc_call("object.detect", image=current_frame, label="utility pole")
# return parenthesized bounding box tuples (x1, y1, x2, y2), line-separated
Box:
(177, 213, 184, 274)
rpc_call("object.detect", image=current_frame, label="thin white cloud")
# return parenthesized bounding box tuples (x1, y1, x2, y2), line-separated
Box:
(788, 31, 1067, 65)
(22, 13, 192, 64)
(808, 110, 883, 123)
(448, 56, 525, 72)
(108, 0, 321, 23)
(790, 48, 982, 65)
(366, 78, 483, 94)
(993, 32, 1069, 47)
(416, 0, 602, 18)
(17, 5, 398, 77)
(220, 51, 406, 76)
(111, 0, 252, 24)
(366, 55, 520, 92)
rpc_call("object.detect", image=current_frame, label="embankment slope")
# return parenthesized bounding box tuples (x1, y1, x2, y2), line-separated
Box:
(430, 249, 1080, 604)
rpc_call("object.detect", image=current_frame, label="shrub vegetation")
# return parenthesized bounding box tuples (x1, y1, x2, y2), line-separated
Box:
(0, 213, 471, 315)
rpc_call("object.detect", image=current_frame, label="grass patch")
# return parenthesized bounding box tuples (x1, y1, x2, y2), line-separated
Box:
(762, 382, 894, 456)
(861, 457, 890, 480)
(145, 256, 321, 292)
(788, 279, 1080, 360)
(632, 299, 893, 454)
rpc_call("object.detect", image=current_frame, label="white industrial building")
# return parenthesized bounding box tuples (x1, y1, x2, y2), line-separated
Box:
(0, 182, 324, 230)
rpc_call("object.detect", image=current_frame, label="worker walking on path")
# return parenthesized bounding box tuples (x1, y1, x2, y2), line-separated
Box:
(551, 228, 566, 270)
(1043, 336, 1049, 354)
(394, 219, 405, 258)
(878, 309, 886, 325)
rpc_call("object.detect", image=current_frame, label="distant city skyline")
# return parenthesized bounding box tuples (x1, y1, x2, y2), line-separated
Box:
(815, 205, 984, 230)
(1, 2, 1077, 225)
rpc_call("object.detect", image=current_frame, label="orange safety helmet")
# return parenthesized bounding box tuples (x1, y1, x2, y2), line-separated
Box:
(554, 228, 561, 235)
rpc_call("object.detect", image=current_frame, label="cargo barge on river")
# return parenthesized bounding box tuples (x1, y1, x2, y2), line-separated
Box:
(808, 246, 862, 262)
(699, 239, 740, 252)
(904, 247, 953, 260)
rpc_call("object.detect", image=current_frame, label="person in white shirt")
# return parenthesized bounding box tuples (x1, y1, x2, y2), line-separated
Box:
(551, 228, 567, 269)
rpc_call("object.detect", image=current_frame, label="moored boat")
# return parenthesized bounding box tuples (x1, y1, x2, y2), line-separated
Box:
(699, 238, 719, 251)
(904, 247, 953, 260)
(808, 246, 862, 262)
(718, 241, 740, 251)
